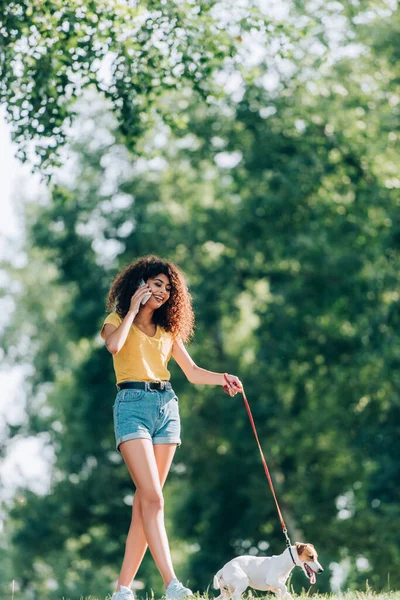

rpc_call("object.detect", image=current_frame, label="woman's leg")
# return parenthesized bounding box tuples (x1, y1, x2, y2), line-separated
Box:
(115, 440, 178, 591)
(115, 491, 147, 591)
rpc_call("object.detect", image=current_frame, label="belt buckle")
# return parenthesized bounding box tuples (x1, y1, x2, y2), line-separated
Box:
(149, 381, 166, 390)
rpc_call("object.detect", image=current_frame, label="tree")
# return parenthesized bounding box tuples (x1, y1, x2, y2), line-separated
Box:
(1, 1, 399, 597)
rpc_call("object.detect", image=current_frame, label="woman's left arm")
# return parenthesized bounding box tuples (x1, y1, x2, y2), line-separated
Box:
(172, 337, 243, 395)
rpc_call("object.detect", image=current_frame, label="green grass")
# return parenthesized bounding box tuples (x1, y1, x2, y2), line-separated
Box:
(268, 590, 399, 600)
(75, 592, 400, 600)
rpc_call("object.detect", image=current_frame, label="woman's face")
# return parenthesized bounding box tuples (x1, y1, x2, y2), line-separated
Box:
(146, 273, 172, 308)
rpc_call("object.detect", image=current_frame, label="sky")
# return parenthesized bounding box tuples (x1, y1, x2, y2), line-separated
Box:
(0, 107, 54, 517)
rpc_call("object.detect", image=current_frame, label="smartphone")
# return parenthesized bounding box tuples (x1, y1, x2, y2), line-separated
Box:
(138, 278, 152, 305)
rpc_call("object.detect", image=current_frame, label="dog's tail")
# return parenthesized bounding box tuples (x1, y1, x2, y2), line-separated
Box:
(213, 569, 223, 590)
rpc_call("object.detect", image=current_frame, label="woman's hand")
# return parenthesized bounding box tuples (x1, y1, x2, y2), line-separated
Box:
(223, 373, 243, 396)
(129, 283, 152, 315)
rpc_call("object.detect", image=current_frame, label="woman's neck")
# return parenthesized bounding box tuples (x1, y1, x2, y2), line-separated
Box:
(135, 319, 155, 327)
(134, 305, 155, 327)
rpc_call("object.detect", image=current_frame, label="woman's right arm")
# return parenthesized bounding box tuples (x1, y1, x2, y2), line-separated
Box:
(103, 283, 152, 354)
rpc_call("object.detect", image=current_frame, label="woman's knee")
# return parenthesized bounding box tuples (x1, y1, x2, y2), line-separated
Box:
(139, 489, 164, 511)
(131, 491, 143, 521)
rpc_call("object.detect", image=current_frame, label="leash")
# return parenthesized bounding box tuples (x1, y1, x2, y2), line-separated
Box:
(223, 374, 297, 566)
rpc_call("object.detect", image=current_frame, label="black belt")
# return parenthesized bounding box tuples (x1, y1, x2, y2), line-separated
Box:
(117, 381, 172, 391)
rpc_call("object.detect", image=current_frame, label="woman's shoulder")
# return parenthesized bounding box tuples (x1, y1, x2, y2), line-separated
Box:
(106, 311, 122, 321)
(158, 325, 176, 341)
(100, 312, 122, 339)
(102, 311, 123, 328)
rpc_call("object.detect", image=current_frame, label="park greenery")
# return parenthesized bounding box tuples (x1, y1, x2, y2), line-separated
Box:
(0, 0, 399, 599)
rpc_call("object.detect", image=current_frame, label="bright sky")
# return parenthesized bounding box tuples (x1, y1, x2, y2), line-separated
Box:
(0, 108, 54, 519)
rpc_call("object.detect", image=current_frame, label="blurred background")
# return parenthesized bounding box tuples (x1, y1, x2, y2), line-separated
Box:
(0, 0, 399, 598)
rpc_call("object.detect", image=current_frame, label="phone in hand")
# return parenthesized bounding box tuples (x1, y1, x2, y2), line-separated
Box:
(139, 278, 152, 305)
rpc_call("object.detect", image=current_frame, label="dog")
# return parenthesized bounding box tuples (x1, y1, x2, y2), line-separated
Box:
(213, 542, 323, 600)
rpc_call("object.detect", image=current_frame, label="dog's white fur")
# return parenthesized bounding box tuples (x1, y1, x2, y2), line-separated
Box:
(213, 543, 323, 600)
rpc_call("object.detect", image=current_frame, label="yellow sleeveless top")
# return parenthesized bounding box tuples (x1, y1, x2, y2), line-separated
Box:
(100, 312, 175, 384)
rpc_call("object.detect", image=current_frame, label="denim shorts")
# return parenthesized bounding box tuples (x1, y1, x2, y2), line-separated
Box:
(113, 383, 181, 454)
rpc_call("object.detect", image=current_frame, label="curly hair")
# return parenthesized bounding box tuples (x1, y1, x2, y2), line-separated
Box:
(105, 254, 195, 344)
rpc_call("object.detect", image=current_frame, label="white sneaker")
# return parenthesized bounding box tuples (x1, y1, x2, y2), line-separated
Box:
(111, 584, 135, 600)
(165, 577, 194, 600)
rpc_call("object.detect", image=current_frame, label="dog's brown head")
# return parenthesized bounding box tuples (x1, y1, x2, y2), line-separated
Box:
(295, 542, 323, 584)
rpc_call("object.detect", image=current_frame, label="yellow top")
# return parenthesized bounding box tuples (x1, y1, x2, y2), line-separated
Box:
(100, 312, 175, 384)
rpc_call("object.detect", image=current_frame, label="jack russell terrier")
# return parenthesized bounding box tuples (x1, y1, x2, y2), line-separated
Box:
(213, 542, 323, 600)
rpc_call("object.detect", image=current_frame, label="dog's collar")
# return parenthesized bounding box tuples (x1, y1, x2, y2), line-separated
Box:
(287, 545, 297, 567)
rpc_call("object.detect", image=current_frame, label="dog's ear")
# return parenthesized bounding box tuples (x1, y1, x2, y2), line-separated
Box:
(295, 542, 306, 556)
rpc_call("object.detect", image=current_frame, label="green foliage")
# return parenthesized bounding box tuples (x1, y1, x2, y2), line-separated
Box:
(1, 0, 400, 599)
(0, 0, 253, 175)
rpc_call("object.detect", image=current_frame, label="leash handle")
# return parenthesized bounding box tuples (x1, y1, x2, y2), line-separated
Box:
(223, 374, 290, 540)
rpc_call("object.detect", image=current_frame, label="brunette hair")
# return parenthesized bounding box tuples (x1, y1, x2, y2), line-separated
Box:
(105, 254, 195, 343)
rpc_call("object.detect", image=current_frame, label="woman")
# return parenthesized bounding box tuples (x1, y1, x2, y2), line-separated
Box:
(101, 255, 243, 600)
